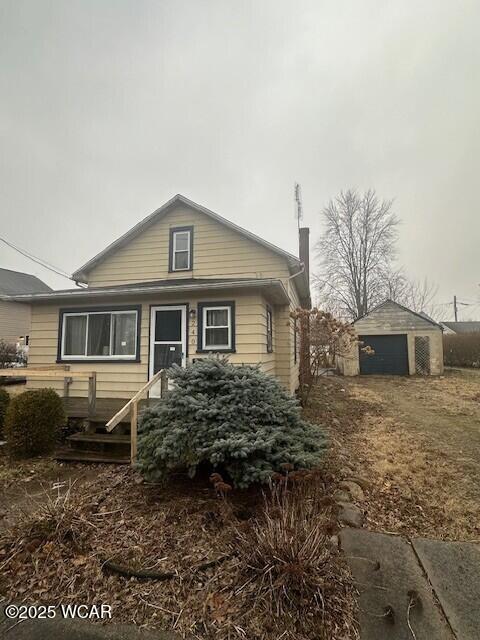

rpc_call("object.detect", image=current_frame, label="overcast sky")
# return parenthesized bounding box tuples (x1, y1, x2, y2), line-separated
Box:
(1, 0, 479, 319)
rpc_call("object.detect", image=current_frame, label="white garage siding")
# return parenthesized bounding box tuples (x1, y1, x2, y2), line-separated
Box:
(337, 300, 444, 376)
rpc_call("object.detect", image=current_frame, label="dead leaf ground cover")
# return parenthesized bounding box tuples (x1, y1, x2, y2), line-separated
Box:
(0, 463, 358, 640)
(0, 452, 59, 491)
(0, 452, 99, 531)
(305, 370, 480, 541)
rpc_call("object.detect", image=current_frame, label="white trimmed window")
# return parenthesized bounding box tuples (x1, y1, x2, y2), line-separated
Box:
(202, 305, 232, 350)
(61, 309, 138, 360)
(171, 228, 192, 271)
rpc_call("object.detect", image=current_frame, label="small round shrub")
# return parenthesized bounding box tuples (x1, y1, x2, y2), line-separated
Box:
(137, 357, 327, 488)
(0, 387, 10, 438)
(4, 388, 66, 458)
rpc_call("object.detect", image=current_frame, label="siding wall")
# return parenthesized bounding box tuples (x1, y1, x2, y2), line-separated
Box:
(86, 205, 290, 287)
(27, 290, 283, 398)
(26, 203, 306, 397)
(273, 280, 300, 393)
(287, 280, 301, 393)
(0, 300, 31, 344)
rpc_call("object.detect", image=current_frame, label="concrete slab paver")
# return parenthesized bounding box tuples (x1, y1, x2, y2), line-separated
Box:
(412, 537, 480, 640)
(340, 528, 454, 640)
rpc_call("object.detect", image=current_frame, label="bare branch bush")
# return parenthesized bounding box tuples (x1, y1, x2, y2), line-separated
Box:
(0, 340, 20, 369)
(291, 307, 357, 407)
(444, 333, 480, 368)
(235, 473, 358, 638)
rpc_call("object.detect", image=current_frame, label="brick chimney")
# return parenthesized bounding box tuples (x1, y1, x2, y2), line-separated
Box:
(298, 227, 310, 282)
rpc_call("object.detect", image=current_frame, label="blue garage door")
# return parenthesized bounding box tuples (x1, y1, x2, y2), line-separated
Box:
(359, 335, 408, 375)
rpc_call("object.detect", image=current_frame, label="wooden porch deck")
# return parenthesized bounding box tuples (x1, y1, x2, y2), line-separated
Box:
(63, 397, 161, 423)
(0, 367, 166, 464)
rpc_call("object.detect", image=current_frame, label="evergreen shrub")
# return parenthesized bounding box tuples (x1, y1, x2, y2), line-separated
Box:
(137, 358, 327, 488)
(4, 388, 66, 458)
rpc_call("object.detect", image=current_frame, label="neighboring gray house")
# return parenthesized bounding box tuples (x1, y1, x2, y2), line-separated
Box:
(337, 299, 444, 376)
(0, 268, 51, 345)
(440, 321, 480, 335)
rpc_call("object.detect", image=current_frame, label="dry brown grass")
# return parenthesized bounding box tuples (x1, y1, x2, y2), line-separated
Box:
(11, 480, 95, 549)
(309, 372, 480, 541)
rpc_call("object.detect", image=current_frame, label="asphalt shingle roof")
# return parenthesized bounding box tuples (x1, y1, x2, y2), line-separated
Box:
(0, 268, 52, 295)
(441, 321, 480, 334)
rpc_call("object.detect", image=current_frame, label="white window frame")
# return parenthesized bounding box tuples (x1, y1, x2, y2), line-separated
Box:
(172, 230, 191, 271)
(61, 309, 138, 361)
(202, 305, 231, 350)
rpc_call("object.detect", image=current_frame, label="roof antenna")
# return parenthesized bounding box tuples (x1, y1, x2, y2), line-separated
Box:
(294, 182, 303, 230)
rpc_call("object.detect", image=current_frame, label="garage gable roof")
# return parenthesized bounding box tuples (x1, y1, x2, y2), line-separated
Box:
(354, 299, 443, 330)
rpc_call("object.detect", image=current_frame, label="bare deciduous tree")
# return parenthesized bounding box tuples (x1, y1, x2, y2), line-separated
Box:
(399, 277, 439, 318)
(377, 269, 438, 315)
(316, 189, 399, 320)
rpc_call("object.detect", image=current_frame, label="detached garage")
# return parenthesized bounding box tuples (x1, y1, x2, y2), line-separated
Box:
(337, 299, 444, 376)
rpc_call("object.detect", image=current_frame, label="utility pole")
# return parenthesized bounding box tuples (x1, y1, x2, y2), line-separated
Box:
(453, 295, 469, 321)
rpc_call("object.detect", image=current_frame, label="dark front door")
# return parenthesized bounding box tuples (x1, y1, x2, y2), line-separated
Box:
(149, 305, 186, 395)
(359, 334, 408, 375)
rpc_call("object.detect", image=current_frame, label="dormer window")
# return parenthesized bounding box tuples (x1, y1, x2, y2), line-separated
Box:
(169, 226, 193, 272)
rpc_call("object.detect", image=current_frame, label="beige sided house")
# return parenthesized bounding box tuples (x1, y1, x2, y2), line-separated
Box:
(0, 268, 51, 346)
(337, 300, 444, 376)
(10, 196, 310, 459)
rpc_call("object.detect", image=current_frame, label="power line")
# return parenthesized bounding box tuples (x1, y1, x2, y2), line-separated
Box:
(439, 299, 477, 306)
(0, 235, 73, 282)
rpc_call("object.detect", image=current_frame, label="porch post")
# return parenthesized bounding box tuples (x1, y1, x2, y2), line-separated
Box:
(87, 372, 97, 418)
(160, 369, 168, 398)
(130, 400, 138, 463)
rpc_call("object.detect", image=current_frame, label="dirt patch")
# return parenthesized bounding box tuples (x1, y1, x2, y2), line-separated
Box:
(308, 371, 480, 541)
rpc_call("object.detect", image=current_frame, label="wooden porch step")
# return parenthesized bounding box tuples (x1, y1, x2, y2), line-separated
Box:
(67, 433, 130, 445)
(55, 448, 130, 464)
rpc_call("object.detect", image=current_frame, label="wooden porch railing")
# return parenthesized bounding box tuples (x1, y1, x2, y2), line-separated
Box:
(0, 367, 97, 417)
(105, 369, 168, 463)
